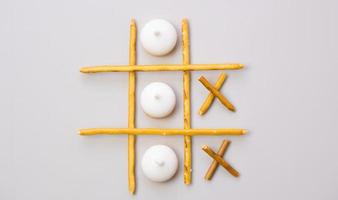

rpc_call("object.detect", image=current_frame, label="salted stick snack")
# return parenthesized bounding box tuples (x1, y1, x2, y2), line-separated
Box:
(79, 128, 247, 136)
(202, 145, 239, 177)
(204, 140, 231, 180)
(199, 73, 228, 115)
(199, 76, 236, 112)
(80, 63, 243, 73)
(182, 19, 192, 185)
(128, 19, 137, 194)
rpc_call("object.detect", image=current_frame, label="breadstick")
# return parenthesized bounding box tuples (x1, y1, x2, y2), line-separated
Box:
(199, 76, 236, 112)
(182, 18, 192, 185)
(204, 140, 230, 180)
(202, 145, 239, 177)
(199, 73, 228, 115)
(79, 128, 247, 136)
(80, 63, 244, 73)
(128, 19, 136, 194)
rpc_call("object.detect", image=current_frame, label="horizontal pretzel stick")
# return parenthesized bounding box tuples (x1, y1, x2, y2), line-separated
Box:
(204, 139, 231, 180)
(80, 64, 244, 73)
(199, 76, 236, 112)
(79, 128, 247, 136)
(199, 73, 228, 115)
(202, 145, 239, 177)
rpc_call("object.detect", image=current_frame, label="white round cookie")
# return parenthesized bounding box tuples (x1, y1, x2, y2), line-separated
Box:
(141, 145, 178, 182)
(140, 82, 176, 118)
(140, 19, 177, 56)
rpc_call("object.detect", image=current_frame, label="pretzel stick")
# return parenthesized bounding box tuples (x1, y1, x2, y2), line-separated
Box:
(199, 73, 228, 115)
(199, 76, 236, 112)
(80, 64, 244, 73)
(204, 140, 231, 180)
(202, 145, 239, 177)
(128, 19, 136, 194)
(182, 19, 192, 185)
(79, 128, 247, 136)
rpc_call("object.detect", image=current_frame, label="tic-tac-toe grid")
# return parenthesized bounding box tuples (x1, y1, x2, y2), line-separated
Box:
(79, 19, 246, 194)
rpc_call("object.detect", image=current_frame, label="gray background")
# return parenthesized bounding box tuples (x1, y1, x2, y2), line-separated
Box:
(1, 0, 338, 199)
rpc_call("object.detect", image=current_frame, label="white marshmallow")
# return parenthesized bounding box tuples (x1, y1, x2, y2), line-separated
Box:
(140, 82, 176, 118)
(141, 145, 178, 182)
(140, 19, 177, 56)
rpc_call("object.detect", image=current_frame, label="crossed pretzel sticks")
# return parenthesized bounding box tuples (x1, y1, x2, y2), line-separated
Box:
(202, 139, 239, 179)
(199, 73, 236, 115)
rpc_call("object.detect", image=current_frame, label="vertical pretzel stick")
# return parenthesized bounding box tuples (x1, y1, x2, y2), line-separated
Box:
(202, 145, 239, 177)
(128, 19, 136, 194)
(204, 140, 231, 180)
(199, 76, 236, 112)
(182, 19, 192, 185)
(199, 73, 228, 115)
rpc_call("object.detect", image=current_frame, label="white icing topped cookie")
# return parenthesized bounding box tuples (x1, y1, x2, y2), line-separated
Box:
(140, 82, 176, 118)
(140, 19, 177, 56)
(141, 145, 178, 182)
